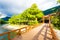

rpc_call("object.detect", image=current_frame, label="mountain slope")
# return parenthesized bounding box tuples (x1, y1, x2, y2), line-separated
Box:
(43, 5, 60, 15)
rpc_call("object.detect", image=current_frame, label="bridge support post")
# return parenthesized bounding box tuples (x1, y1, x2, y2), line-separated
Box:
(49, 15, 51, 26)
(18, 29, 21, 36)
(8, 32, 11, 40)
(43, 16, 44, 23)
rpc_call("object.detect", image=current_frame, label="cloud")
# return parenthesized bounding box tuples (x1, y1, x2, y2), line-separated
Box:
(0, 12, 7, 18)
(38, 1, 58, 10)
(0, 0, 59, 17)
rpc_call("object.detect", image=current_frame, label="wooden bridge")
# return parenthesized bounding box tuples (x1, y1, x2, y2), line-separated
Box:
(0, 14, 59, 40)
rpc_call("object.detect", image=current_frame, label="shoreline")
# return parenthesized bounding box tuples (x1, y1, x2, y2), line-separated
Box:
(2, 24, 28, 30)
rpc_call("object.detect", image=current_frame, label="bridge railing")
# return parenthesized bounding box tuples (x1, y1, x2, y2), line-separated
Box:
(48, 15, 59, 40)
(0, 24, 39, 40)
(43, 14, 59, 40)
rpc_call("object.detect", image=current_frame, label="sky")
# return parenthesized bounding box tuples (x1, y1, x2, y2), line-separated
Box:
(0, 0, 59, 17)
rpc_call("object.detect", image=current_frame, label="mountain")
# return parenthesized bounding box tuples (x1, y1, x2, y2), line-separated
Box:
(0, 13, 10, 21)
(2, 17, 10, 21)
(43, 5, 60, 15)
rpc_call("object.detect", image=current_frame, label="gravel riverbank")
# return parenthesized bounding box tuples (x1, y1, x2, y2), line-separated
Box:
(2, 24, 28, 30)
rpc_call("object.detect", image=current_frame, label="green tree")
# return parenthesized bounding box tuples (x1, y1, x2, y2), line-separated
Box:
(8, 3, 44, 25)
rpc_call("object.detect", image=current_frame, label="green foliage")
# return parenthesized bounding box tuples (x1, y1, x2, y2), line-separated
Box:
(51, 16, 59, 24)
(0, 19, 7, 24)
(51, 9, 60, 30)
(28, 20, 38, 25)
(8, 3, 44, 25)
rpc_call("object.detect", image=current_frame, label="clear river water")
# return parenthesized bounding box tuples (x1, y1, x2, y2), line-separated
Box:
(0, 24, 9, 40)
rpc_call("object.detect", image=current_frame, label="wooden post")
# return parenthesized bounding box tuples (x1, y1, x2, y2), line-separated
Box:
(48, 15, 51, 25)
(19, 29, 21, 35)
(18, 29, 21, 36)
(16, 29, 21, 38)
(8, 32, 11, 40)
(43, 16, 44, 23)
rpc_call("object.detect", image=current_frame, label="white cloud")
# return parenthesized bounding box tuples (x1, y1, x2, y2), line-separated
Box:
(0, 0, 59, 16)
(38, 1, 58, 10)
(0, 12, 7, 18)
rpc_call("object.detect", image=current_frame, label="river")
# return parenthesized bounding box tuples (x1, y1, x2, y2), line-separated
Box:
(0, 24, 9, 40)
(0, 24, 18, 40)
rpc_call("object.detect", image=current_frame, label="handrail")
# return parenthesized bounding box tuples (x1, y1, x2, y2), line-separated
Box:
(43, 14, 59, 40)
(48, 15, 59, 40)
(0, 27, 26, 36)
(48, 24, 59, 40)
(0, 24, 39, 40)
(0, 27, 26, 40)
